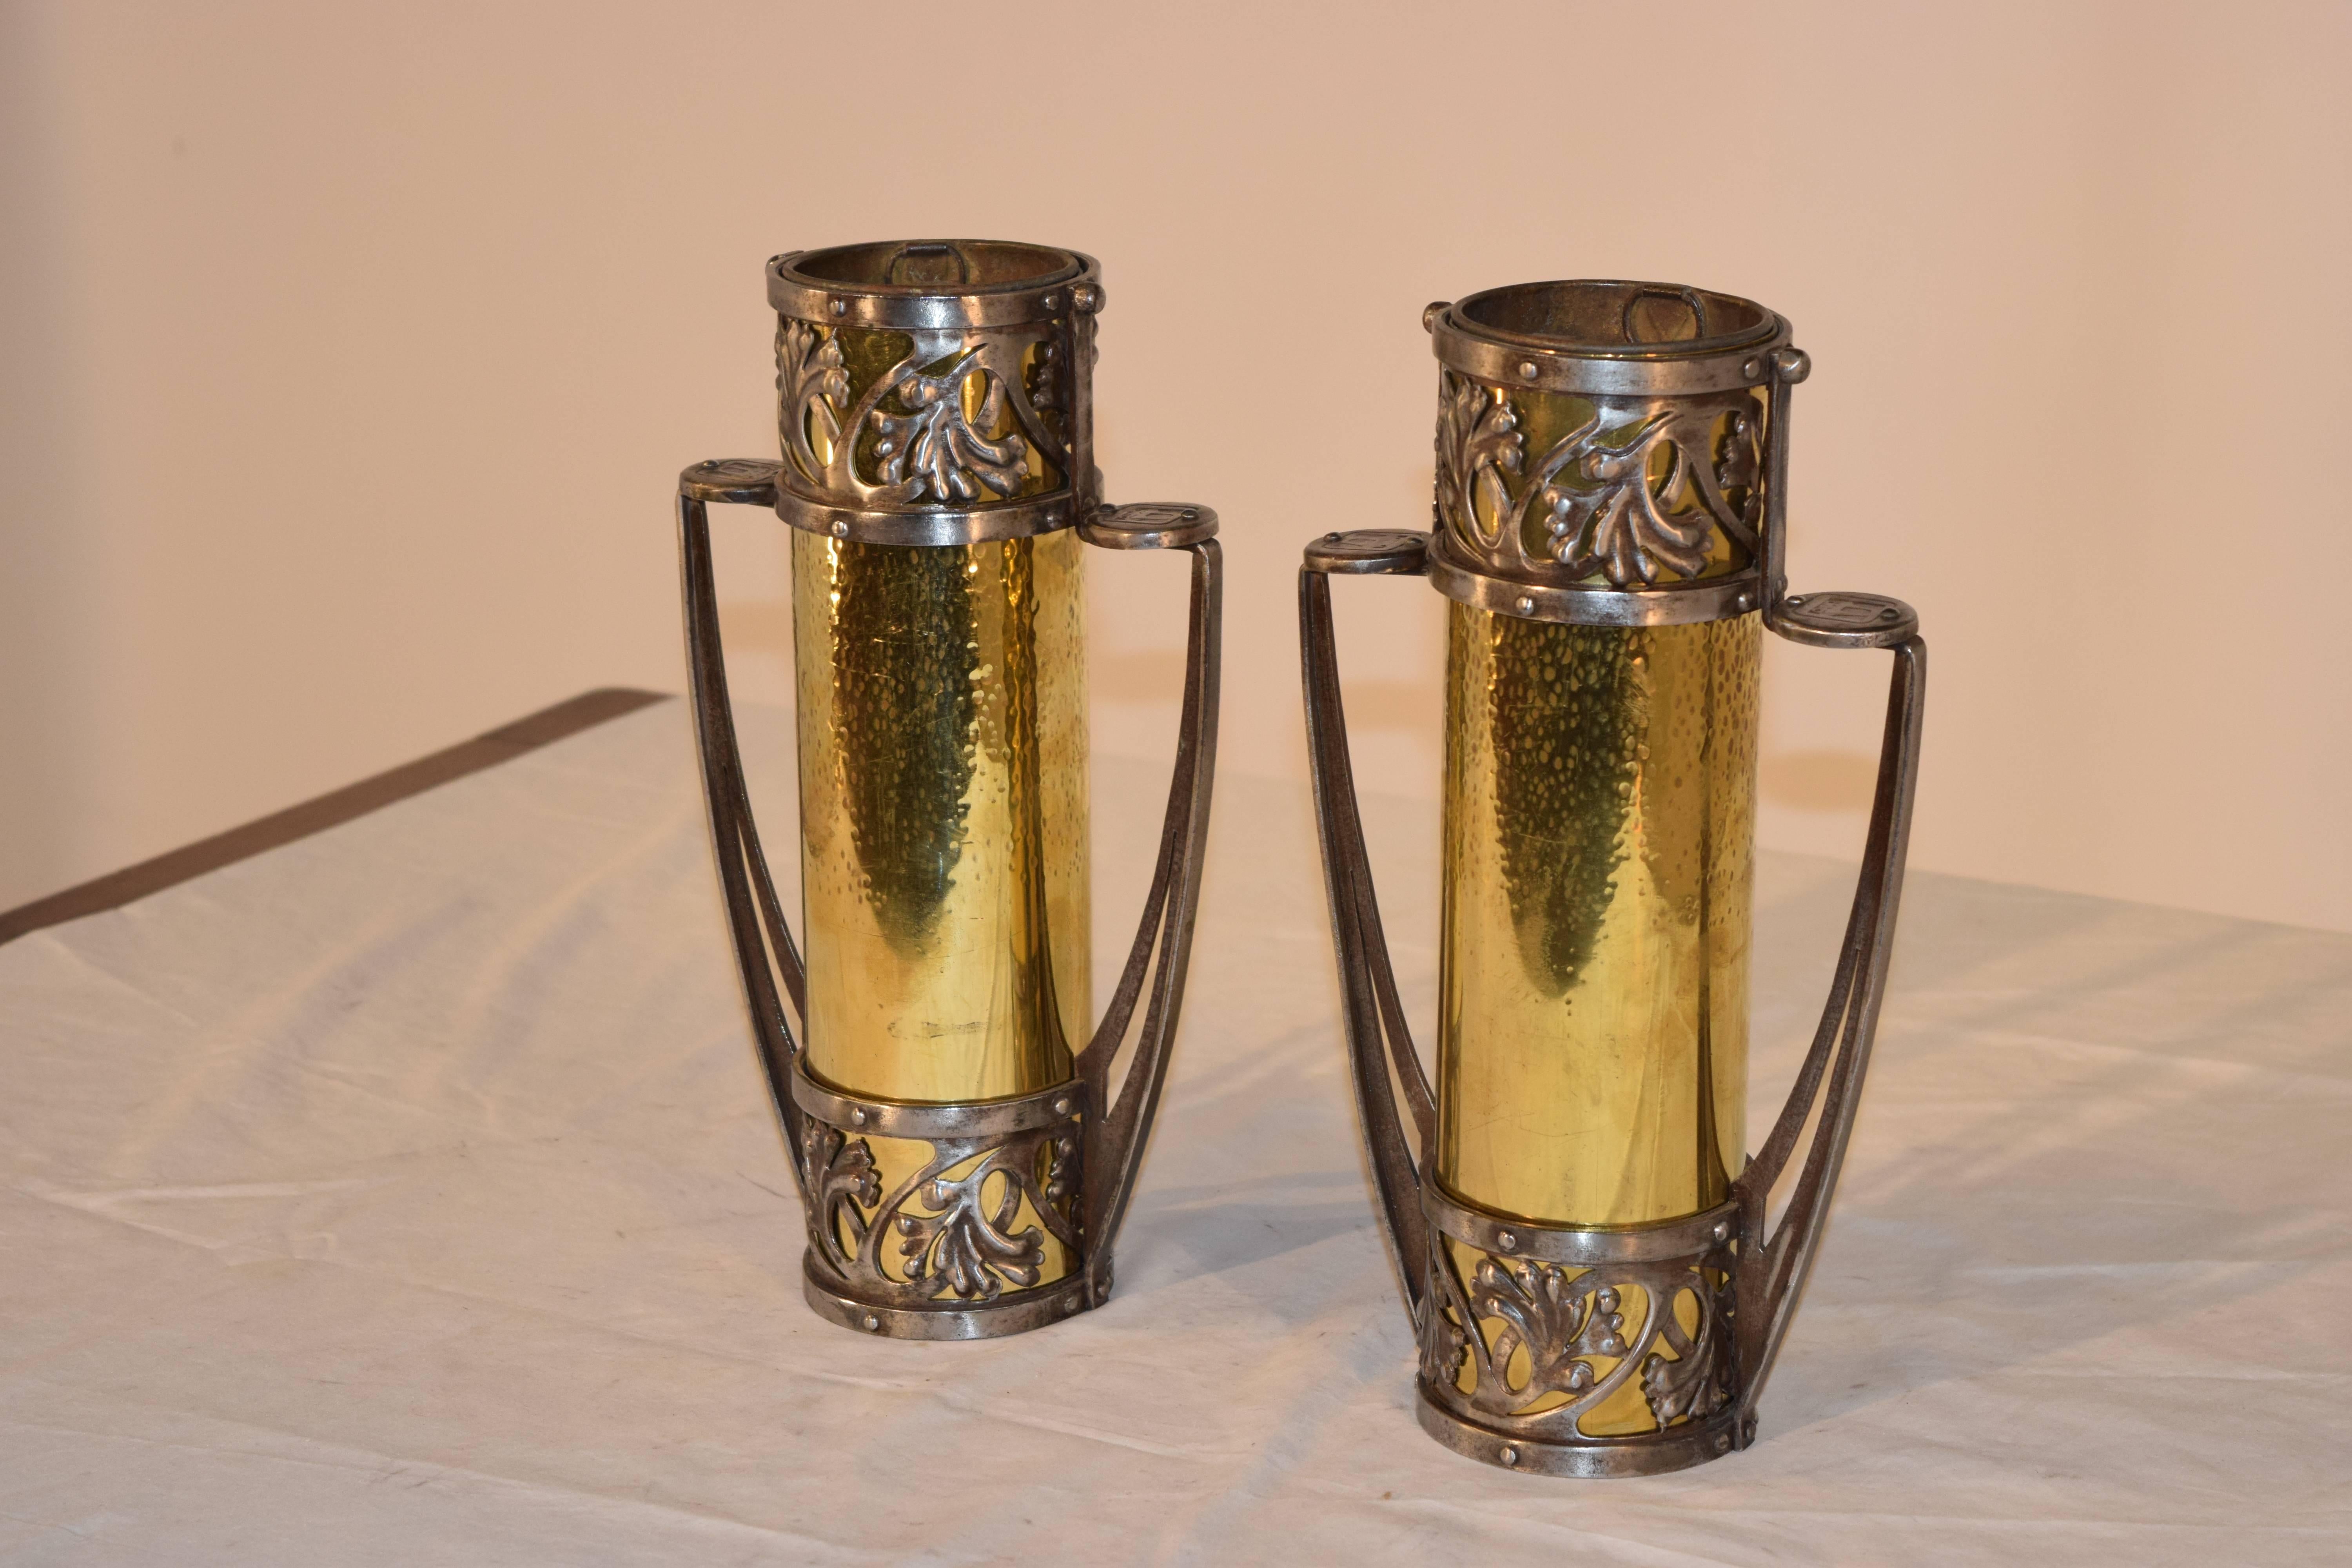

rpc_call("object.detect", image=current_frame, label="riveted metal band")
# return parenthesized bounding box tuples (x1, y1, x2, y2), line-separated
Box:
(790, 1065, 1082, 1143)
(1425, 528, 1759, 626)
(773, 485, 1073, 546)
(803, 1263, 1093, 1341)
(1430, 279, 1786, 399)
(1423, 1184, 1741, 1267)
(1415, 1394, 1748, 1479)
(1432, 321, 1784, 398)
(769, 242, 1099, 331)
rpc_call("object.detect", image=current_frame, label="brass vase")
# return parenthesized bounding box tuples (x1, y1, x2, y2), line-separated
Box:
(1300, 280, 1925, 1474)
(678, 240, 1220, 1339)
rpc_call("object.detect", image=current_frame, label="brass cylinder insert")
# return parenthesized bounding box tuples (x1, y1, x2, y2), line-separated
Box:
(1437, 607, 1757, 1229)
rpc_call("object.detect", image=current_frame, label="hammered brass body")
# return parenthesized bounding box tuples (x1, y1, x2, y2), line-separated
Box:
(791, 528, 1090, 1106)
(1436, 606, 1759, 1226)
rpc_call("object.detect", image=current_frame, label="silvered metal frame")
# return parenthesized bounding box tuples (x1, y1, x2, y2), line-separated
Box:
(676, 240, 1221, 1340)
(1299, 280, 1926, 1475)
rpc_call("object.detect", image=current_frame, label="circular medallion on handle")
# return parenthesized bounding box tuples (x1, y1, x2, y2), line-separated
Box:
(1080, 502, 1220, 551)
(1775, 590, 1919, 649)
(1304, 529, 1431, 576)
(679, 458, 782, 506)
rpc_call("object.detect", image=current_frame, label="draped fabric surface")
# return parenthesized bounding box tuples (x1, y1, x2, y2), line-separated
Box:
(2, 698, 2344, 1566)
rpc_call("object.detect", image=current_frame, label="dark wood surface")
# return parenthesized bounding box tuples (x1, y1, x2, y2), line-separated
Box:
(0, 688, 670, 947)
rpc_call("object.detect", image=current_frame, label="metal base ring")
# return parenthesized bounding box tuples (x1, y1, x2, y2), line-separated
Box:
(1414, 1386, 1749, 1479)
(801, 1257, 1093, 1341)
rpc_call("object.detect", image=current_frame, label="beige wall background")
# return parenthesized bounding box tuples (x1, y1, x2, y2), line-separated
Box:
(4, 0, 2347, 932)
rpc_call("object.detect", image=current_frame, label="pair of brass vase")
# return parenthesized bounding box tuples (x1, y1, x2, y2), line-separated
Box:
(675, 240, 1925, 1479)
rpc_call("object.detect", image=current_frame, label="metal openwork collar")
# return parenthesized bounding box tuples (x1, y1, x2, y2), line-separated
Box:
(1423, 278, 1853, 632)
(766, 239, 1104, 546)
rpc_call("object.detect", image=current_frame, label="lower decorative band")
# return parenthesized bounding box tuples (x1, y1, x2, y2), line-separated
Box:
(1417, 1187, 1742, 1473)
(791, 1068, 1090, 1340)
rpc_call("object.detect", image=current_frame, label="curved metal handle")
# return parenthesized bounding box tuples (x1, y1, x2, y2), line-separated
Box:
(676, 459, 812, 1200)
(678, 469, 1222, 1302)
(1730, 595, 1926, 1419)
(1072, 502, 1223, 1305)
(1723, 341, 1931, 1419)
(1298, 529, 1441, 1321)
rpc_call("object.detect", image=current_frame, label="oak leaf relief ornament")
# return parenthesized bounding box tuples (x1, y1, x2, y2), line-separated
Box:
(777, 319, 849, 484)
(1436, 373, 1525, 549)
(872, 352, 1030, 505)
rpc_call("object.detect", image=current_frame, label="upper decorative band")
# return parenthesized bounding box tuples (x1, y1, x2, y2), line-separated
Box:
(791, 1065, 1083, 1143)
(1423, 1182, 1740, 1267)
(770, 240, 1092, 525)
(1423, 278, 1788, 606)
(1430, 279, 1787, 397)
(769, 240, 1100, 330)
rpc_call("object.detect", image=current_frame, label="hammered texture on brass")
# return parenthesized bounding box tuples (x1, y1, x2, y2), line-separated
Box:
(791, 528, 1089, 1103)
(1438, 607, 1759, 1225)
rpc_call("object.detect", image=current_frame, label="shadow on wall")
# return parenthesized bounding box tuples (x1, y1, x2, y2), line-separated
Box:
(1760, 749, 1878, 813)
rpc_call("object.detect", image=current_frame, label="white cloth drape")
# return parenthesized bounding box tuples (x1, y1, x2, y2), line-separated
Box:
(4, 699, 2344, 1565)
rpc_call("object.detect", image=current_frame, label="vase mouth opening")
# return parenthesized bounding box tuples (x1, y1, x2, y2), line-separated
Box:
(786, 240, 1085, 295)
(1453, 280, 1778, 359)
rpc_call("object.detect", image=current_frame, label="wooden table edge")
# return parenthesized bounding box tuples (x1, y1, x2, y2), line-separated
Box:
(0, 688, 673, 947)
